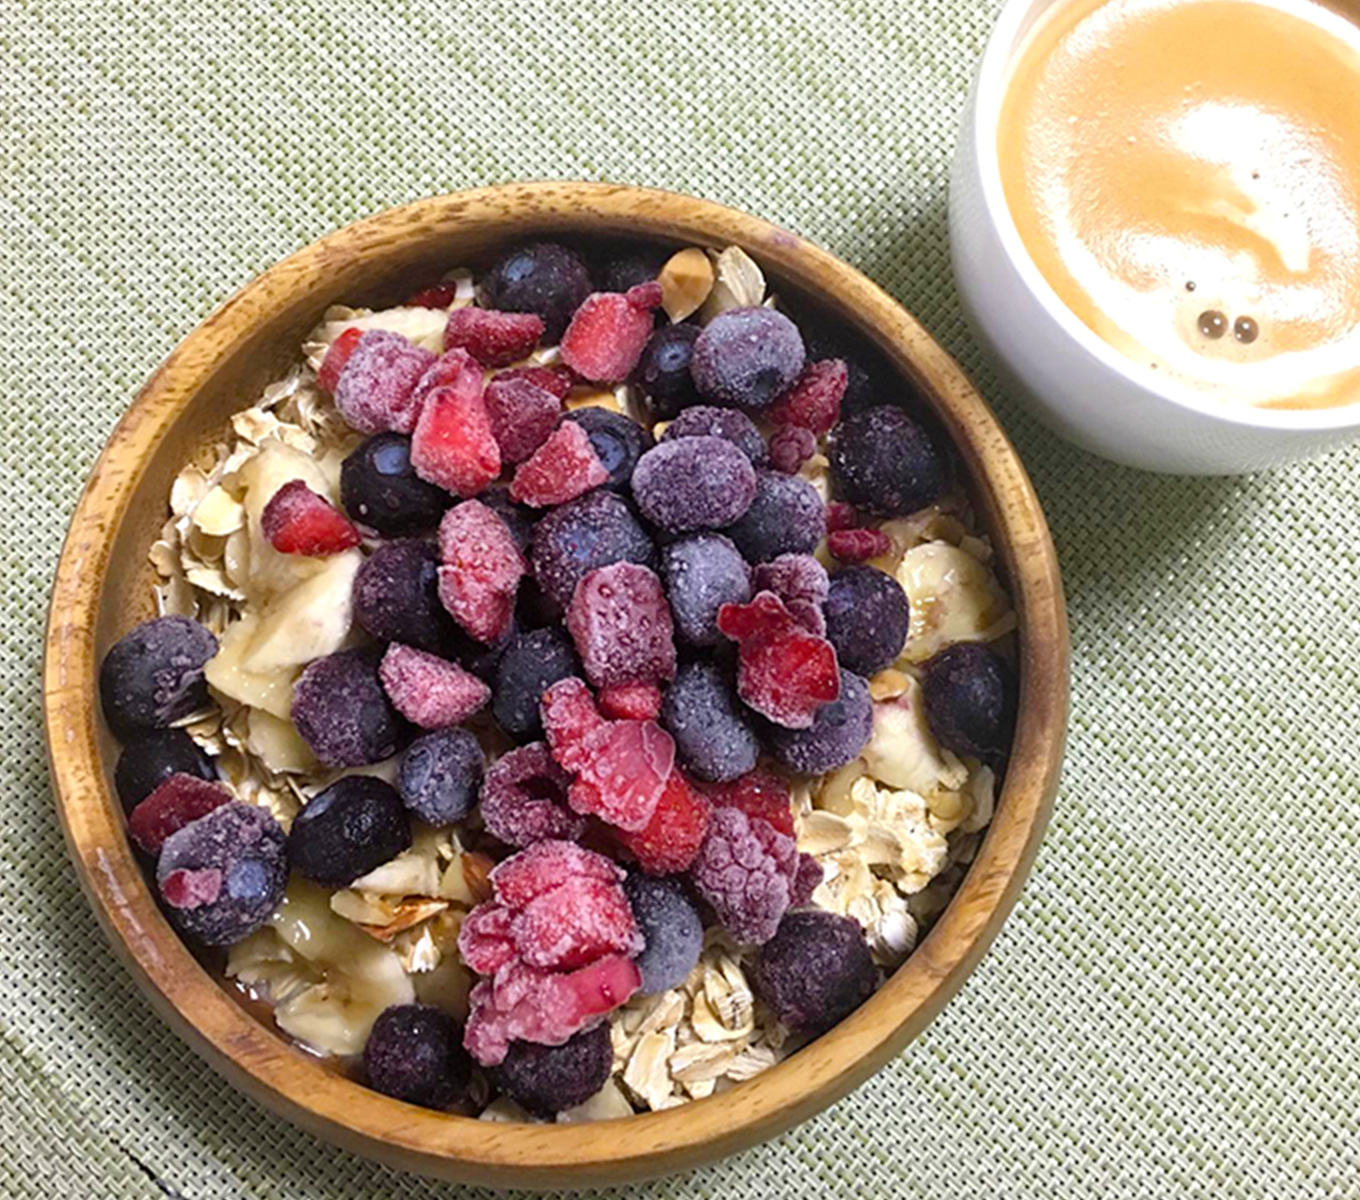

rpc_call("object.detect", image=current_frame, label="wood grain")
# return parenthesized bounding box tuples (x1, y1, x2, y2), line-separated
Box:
(43, 182, 1069, 1189)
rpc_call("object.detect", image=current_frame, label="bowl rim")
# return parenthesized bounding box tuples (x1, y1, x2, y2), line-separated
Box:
(43, 181, 1068, 1189)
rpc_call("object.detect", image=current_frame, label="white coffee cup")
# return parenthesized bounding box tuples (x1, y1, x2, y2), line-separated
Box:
(948, 0, 1360, 475)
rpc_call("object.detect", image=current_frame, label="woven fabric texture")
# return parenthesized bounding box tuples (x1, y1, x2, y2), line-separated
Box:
(3, 0, 1358, 1196)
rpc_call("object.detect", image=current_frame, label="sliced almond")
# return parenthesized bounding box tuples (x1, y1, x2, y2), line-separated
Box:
(357, 897, 450, 943)
(658, 247, 715, 322)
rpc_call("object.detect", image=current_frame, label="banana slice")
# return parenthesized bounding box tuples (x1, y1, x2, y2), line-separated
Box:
(246, 709, 317, 774)
(204, 614, 297, 719)
(239, 549, 361, 675)
(862, 676, 968, 795)
(896, 541, 1012, 663)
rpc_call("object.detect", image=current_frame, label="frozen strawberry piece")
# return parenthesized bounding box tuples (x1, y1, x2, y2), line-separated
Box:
(405, 347, 482, 430)
(161, 866, 223, 909)
(568, 719, 675, 833)
(333, 330, 437, 435)
(436, 500, 526, 644)
(317, 327, 364, 394)
(717, 591, 841, 728)
(541, 677, 608, 773)
(512, 875, 642, 970)
(489, 838, 624, 909)
(751, 554, 828, 636)
(127, 774, 233, 855)
(484, 376, 562, 464)
(825, 500, 861, 533)
(566, 562, 676, 688)
(617, 770, 712, 875)
(559, 285, 663, 383)
(407, 281, 460, 308)
(557, 952, 641, 1023)
(509, 421, 608, 507)
(767, 358, 848, 436)
(410, 351, 501, 497)
(445, 307, 545, 368)
(458, 903, 519, 975)
(769, 424, 817, 475)
(493, 364, 576, 400)
(707, 770, 795, 837)
(689, 805, 797, 945)
(261, 480, 361, 556)
(597, 681, 663, 721)
(378, 643, 490, 728)
(827, 528, 893, 564)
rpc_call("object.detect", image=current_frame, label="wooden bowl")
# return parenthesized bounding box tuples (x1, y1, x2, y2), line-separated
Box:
(44, 182, 1068, 1189)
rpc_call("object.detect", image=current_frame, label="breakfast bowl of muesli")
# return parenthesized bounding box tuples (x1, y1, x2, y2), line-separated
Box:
(44, 183, 1067, 1188)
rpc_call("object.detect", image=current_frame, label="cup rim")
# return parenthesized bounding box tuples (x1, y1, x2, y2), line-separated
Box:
(970, 0, 1360, 433)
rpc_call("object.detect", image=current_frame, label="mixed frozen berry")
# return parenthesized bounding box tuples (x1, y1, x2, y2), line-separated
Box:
(364, 1003, 472, 1109)
(114, 727, 217, 811)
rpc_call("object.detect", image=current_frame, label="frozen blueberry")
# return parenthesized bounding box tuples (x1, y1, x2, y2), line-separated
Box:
(624, 873, 703, 995)
(725, 470, 825, 563)
(824, 566, 909, 676)
(660, 534, 751, 647)
(753, 911, 876, 1035)
(634, 323, 702, 420)
(156, 802, 287, 946)
(492, 627, 581, 739)
(364, 1003, 471, 1109)
(477, 486, 536, 553)
(480, 242, 593, 341)
(597, 246, 667, 294)
(100, 616, 217, 737)
(828, 406, 945, 517)
(661, 405, 768, 467)
(690, 307, 805, 410)
(631, 437, 757, 533)
(491, 1024, 613, 1117)
(353, 541, 459, 655)
(921, 642, 1017, 767)
(288, 776, 412, 887)
(763, 668, 872, 775)
(530, 490, 656, 612)
(399, 728, 485, 825)
(114, 728, 217, 812)
(340, 434, 448, 536)
(661, 660, 760, 783)
(563, 407, 654, 492)
(292, 651, 408, 767)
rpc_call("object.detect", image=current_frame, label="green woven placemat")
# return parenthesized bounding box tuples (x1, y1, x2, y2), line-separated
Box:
(3, 1, 1357, 1196)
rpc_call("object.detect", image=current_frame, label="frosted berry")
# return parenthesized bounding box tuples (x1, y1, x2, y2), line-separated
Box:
(791, 853, 824, 907)
(481, 242, 593, 342)
(530, 490, 656, 612)
(332, 330, 436, 435)
(261, 480, 361, 556)
(484, 375, 562, 464)
(476, 486, 536, 553)
(615, 769, 712, 875)
(540, 677, 608, 774)
(624, 874, 703, 994)
(753, 911, 876, 1034)
(352, 541, 457, 655)
(480, 742, 585, 848)
(490, 838, 623, 909)
(634, 323, 701, 420)
(492, 363, 576, 400)
(751, 554, 828, 636)
(492, 1024, 613, 1117)
(292, 650, 407, 767)
(660, 534, 751, 648)
(364, 1004, 471, 1109)
(128, 773, 232, 855)
(437, 500, 527, 645)
(509, 420, 609, 507)
(690, 307, 805, 411)
(566, 563, 676, 688)
(114, 728, 217, 811)
(921, 642, 1016, 767)
(661, 405, 767, 467)
(825, 500, 860, 533)
(597, 246, 666, 294)
(764, 668, 873, 775)
(560, 284, 663, 383)
(405, 281, 460, 309)
(597, 681, 663, 722)
(767, 358, 848, 435)
(444, 306, 544, 367)
(513, 873, 642, 970)
(100, 616, 217, 737)
(828, 405, 945, 517)
(827, 528, 892, 564)
(563, 407, 654, 492)
(688, 806, 796, 945)
(717, 592, 840, 729)
(341, 434, 448, 536)
(288, 776, 411, 887)
(707, 770, 795, 837)
(799, 319, 894, 414)
(567, 719, 675, 832)
(399, 727, 485, 826)
(317, 327, 364, 394)
(157, 802, 287, 945)
(493, 626, 581, 739)
(410, 351, 501, 498)
(825, 566, 909, 676)
(768, 424, 817, 475)
(660, 660, 760, 783)
(725, 470, 825, 563)
(379, 644, 490, 728)
(631, 437, 757, 533)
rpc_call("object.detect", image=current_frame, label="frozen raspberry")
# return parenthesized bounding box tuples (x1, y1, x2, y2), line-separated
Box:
(100, 616, 217, 737)
(509, 421, 609, 508)
(341, 434, 448, 536)
(825, 500, 860, 533)
(751, 554, 829, 636)
(292, 650, 407, 767)
(458, 903, 519, 975)
(481, 242, 593, 342)
(492, 1024, 613, 1117)
(566, 562, 676, 688)
(560, 284, 663, 383)
(768, 358, 848, 435)
(493, 363, 575, 400)
(317, 327, 364, 394)
(483, 375, 562, 464)
(753, 911, 876, 1034)
(444, 307, 544, 367)
(660, 660, 759, 783)
(616, 770, 712, 875)
(156, 802, 287, 945)
(726, 470, 826, 563)
(768, 424, 817, 475)
(563, 407, 654, 493)
(513, 874, 641, 970)
(634, 323, 701, 420)
(406, 281, 460, 309)
(540, 677, 608, 773)
(379, 644, 490, 728)
(791, 853, 824, 907)
(530, 490, 657, 612)
(489, 838, 623, 909)
(800, 320, 894, 414)
(717, 592, 840, 729)
(364, 1003, 471, 1109)
(288, 776, 411, 887)
(399, 727, 484, 825)
(688, 806, 796, 945)
(691, 307, 805, 410)
(493, 627, 581, 739)
(261, 480, 361, 556)
(437, 500, 527, 645)
(568, 719, 675, 832)
(114, 728, 217, 811)
(660, 534, 751, 648)
(353, 541, 456, 655)
(828, 528, 892, 564)
(829, 405, 945, 517)
(631, 437, 757, 533)
(921, 642, 1016, 767)
(333, 330, 436, 435)
(597, 681, 663, 721)
(824, 566, 909, 676)
(128, 774, 232, 855)
(410, 351, 501, 497)
(707, 770, 795, 836)
(661, 405, 768, 466)
(479, 742, 585, 848)
(764, 668, 874, 775)
(624, 874, 703, 994)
